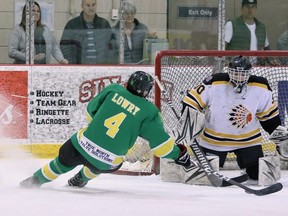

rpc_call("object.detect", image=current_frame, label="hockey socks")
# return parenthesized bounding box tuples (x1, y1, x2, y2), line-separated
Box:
(33, 157, 74, 184)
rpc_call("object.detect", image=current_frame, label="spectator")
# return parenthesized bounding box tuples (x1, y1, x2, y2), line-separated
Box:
(111, 2, 157, 64)
(224, 0, 278, 65)
(277, 30, 288, 65)
(8, 1, 68, 64)
(60, 0, 112, 64)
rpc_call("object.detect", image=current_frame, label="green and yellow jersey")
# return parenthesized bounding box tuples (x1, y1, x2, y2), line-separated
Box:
(71, 83, 180, 171)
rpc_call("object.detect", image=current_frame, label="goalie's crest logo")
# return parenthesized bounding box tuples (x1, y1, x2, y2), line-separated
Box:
(229, 104, 252, 128)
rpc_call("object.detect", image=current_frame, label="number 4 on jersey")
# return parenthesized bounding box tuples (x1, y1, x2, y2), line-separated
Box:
(104, 112, 127, 138)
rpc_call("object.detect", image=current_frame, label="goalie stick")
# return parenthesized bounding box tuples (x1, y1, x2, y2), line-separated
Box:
(153, 75, 283, 195)
(188, 142, 283, 196)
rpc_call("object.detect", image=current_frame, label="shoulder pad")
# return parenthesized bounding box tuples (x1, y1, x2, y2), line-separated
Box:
(203, 73, 229, 85)
(248, 75, 272, 90)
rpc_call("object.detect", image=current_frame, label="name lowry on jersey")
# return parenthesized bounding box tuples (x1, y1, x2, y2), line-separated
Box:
(111, 93, 140, 116)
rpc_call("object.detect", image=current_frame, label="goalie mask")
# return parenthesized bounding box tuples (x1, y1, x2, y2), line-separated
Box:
(228, 56, 252, 93)
(127, 71, 154, 97)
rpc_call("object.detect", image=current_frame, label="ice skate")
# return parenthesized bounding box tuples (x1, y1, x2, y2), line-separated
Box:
(20, 176, 42, 188)
(68, 172, 87, 187)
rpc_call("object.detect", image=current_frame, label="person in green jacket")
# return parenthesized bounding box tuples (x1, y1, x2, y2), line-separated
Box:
(224, 0, 280, 66)
(20, 71, 190, 188)
(225, 0, 269, 52)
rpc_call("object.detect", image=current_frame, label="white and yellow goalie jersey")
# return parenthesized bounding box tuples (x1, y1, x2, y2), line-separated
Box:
(182, 73, 281, 151)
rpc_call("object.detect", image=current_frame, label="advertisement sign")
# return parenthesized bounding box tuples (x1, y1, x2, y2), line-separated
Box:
(0, 71, 28, 139)
(29, 66, 154, 143)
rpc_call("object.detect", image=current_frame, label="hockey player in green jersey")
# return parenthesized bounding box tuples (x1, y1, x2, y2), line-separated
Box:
(20, 71, 190, 188)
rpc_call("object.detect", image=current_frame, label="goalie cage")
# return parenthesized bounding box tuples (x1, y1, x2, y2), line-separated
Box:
(116, 50, 288, 176)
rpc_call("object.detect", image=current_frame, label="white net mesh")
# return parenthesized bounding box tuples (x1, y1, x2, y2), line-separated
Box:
(118, 137, 156, 175)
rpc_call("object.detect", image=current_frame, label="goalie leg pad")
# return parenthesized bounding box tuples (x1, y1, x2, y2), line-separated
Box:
(181, 156, 219, 186)
(258, 155, 281, 186)
(160, 158, 182, 183)
(160, 156, 220, 185)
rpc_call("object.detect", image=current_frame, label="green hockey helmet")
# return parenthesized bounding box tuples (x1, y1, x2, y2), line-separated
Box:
(127, 71, 154, 97)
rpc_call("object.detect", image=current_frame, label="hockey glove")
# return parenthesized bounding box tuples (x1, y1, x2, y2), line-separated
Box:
(175, 144, 191, 167)
(270, 125, 288, 159)
(270, 126, 288, 143)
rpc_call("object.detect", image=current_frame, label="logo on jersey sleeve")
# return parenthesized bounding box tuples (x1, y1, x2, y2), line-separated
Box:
(203, 75, 213, 84)
(229, 104, 252, 128)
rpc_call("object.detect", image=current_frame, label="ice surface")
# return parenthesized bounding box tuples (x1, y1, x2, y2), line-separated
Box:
(0, 156, 287, 216)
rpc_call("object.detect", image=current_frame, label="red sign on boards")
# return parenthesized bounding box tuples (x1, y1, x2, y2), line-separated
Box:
(0, 71, 28, 139)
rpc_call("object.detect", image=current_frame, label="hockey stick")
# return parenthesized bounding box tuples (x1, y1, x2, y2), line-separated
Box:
(154, 75, 180, 121)
(189, 142, 283, 196)
(153, 75, 247, 187)
(190, 139, 283, 195)
(153, 76, 283, 194)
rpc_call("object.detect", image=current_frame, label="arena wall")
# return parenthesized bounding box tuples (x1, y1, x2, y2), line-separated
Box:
(0, 65, 154, 158)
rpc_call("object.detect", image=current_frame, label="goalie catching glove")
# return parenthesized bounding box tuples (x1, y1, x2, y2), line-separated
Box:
(270, 125, 288, 159)
(175, 144, 191, 167)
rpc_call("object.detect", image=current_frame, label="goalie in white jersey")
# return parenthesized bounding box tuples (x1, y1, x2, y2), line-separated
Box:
(182, 55, 283, 180)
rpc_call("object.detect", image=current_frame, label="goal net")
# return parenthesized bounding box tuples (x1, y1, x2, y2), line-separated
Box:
(117, 136, 158, 175)
(116, 95, 159, 175)
(154, 50, 288, 169)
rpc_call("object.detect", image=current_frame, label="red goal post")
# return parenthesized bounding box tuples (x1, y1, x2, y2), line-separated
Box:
(154, 50, 288, 167)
